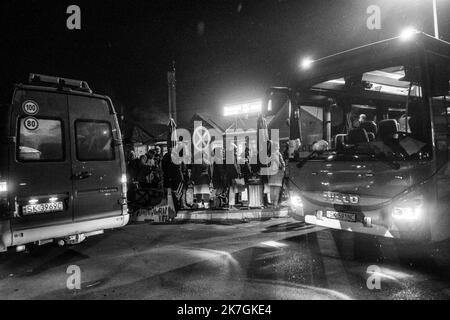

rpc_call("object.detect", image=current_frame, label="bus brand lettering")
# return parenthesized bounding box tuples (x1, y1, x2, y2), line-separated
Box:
(323, 192, 359, 204)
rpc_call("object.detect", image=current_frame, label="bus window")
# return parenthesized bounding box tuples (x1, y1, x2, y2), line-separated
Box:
(294, 63, 433, 161)
(298, 105, 323, 157)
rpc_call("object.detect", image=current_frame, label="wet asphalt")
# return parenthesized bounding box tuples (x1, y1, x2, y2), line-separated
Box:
(0, 217, 449, 300)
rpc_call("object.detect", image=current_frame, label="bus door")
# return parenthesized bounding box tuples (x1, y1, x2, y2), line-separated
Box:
(428, 54, 450, 240)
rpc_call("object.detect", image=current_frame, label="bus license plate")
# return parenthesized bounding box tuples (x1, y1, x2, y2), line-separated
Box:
(23, 201, 64, 215)
(325, 210, 356, 222)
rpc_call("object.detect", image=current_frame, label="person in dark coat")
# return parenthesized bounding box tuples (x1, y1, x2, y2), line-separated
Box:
(226, 144, 241, 207)
(126, 150, 140, 182)
(126, 150, 140, 203)
(211, 146, 227, 207)
(211, 147, 227, 190)
(268, 141, 285, 209)
(192, 158, 211, 207)
(240, 146, 252, 182)
(136, 155, 152, 187)
(162, 148, 183, 214)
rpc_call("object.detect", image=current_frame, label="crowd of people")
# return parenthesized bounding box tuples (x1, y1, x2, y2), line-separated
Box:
(125, 141, 289, 213)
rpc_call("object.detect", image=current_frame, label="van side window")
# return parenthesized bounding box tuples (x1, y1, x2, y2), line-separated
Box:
(75, 120, 114, 161)
(18, 118, 64, 161)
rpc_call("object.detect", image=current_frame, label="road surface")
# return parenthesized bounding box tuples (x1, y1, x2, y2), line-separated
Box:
(0, 217, 449, 299)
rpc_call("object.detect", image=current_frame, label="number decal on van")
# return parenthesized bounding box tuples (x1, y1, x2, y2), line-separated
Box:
(22, 100, 39, 115)
(23, 117, 39, 131)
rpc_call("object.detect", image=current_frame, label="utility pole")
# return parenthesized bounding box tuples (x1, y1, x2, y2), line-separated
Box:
(432, 0, 439, 39)
(167, 61, 177, 123)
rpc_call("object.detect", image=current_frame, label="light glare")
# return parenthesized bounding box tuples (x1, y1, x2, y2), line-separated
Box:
(399, 27, 419, 41)
(289, 195, 303, 208)
(300, 57, 314, 69)
(393, 205, 422, 220)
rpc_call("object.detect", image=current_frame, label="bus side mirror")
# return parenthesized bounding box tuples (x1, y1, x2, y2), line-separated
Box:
(430, 64, 449, 96)
(263, 87, 290, 117)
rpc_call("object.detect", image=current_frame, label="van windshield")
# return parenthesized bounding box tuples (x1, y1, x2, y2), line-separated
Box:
(295, 65, 433, 161)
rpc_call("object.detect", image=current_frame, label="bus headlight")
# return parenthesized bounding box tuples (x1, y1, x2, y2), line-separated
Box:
(392, 196, 423, 221)
(289, 194, 304, 208)
(0, 181, 8, 216)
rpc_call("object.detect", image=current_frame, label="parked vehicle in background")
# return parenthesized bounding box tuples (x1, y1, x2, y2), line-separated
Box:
(262, 32, 450, 241)
(0, 74, 129, 252)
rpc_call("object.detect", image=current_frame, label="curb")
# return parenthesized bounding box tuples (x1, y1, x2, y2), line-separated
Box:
(174, 208, 289, 222)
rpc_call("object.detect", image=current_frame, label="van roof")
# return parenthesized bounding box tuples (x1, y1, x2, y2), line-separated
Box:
(13, 73, 110, 102)
(14, 83, 110, 101)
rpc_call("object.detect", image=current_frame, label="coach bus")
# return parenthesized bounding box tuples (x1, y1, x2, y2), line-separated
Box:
(264, 31, 449, 241)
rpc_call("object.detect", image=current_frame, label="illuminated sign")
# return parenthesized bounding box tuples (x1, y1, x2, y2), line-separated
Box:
(223, 100, 262, 117)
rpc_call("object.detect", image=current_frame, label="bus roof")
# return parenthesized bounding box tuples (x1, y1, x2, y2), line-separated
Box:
(293, 32, 450, 89)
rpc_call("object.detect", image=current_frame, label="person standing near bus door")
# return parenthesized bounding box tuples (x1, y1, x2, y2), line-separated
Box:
(268, 142, 285, 209)
(226, 144, 241, 209)
(162, 145, 183, 219)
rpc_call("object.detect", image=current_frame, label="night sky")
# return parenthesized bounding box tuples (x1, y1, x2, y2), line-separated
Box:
(1, 0, 449, 128)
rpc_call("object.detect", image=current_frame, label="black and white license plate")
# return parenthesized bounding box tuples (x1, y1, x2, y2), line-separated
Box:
(325, 210, 356, 222)
(23, 201, 64, 215)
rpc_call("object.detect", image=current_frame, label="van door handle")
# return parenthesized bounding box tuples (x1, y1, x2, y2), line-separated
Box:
(73, 171, 93, 180)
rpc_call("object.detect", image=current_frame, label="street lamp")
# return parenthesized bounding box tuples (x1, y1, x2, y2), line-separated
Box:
(399, 27, 419, 41)
(300, 57, 314, 70)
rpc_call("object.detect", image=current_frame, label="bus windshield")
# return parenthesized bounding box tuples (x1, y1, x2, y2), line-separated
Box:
(294, 64, 433, 162)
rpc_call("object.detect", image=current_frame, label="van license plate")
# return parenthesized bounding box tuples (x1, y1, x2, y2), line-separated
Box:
(23, 201, 64, 215)
(325, 210, 356, 222)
